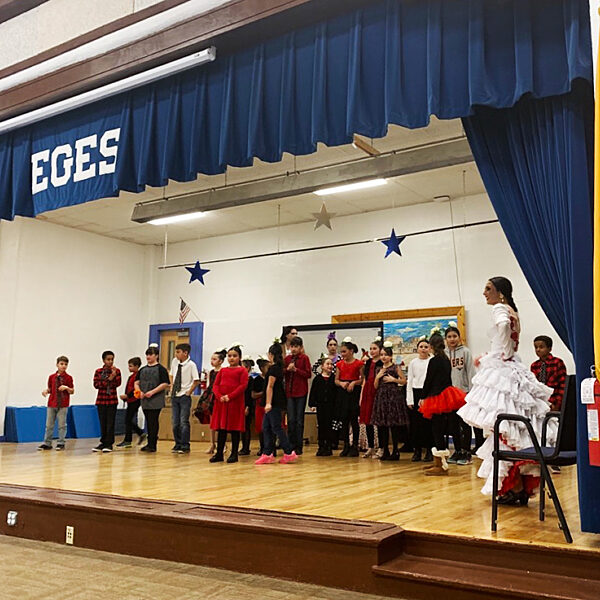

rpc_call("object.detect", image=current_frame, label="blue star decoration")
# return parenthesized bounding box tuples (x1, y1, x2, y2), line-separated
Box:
(186, 261, 210, 285)
(381, 228, 406, 258)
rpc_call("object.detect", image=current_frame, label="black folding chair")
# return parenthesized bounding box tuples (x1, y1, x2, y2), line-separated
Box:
(491, 374, 577, 543)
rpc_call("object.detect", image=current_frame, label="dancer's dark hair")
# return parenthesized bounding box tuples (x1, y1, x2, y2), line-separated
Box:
(490, 276, 518, 312)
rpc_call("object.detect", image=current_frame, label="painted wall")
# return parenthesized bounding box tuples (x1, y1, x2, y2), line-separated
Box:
(0, 217, 155, 432)
(151, 193, 575, 375)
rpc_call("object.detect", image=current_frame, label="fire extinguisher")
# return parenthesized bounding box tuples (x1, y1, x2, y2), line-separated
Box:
(581, 367, 600, 467)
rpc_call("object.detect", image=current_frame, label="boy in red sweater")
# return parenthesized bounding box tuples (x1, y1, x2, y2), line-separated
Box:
(284, 336, 311, 455)
(530, 336, 567, 411)
(93, 350, 122, 453)
(38, 356, 74, 451)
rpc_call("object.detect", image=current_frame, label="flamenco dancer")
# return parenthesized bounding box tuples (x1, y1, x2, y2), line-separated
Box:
(458, 277, 552, 504)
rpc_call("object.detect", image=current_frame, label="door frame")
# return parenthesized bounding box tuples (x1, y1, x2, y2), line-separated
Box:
(148, 321, 204, 372)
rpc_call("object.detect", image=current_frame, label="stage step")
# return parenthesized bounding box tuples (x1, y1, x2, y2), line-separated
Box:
(373, 554, 600, 600)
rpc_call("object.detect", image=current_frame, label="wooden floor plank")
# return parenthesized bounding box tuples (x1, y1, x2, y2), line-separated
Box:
(0, 439, 598, 551)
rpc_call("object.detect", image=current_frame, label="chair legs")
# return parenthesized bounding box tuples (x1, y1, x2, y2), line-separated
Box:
(538, 461, 573, 544)
(491, 446, 499, 533)
(539, 471, 546, 522)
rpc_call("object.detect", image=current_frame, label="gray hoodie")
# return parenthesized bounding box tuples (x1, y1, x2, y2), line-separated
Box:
(444, 345, 476, 392)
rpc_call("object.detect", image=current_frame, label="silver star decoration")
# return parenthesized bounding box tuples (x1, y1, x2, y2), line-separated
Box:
(312, 203, 336, 230)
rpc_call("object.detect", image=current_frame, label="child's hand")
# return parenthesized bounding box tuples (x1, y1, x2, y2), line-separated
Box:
(245, 407, 250, 416)
(287, 363, 296, 371)
(383, 375, 395, 384)
(58, 385, 69, 391)
(474, 356, 482, 368)
(119, 394, 127, 401)
(348, 382, 355, 392)
(42, 389, 49, 397)
(145, 390, 154, 398)
(221, 394, 229, 403)
(265, 403, 272, 413)
(340, 381, 348, 390)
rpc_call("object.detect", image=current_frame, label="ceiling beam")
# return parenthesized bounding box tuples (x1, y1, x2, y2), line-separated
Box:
(131, 137, 473, 223)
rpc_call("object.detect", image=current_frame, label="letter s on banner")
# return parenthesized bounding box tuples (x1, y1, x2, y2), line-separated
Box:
(99, 128, 120, 175)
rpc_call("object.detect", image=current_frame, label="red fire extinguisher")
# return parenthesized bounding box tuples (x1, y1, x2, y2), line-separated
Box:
(581, 367, 600, 467)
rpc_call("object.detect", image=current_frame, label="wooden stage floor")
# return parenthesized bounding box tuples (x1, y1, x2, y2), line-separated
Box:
(1, 439, 598, 552)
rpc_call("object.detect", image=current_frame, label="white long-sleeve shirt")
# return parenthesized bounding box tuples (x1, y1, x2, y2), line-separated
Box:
(406, 356, 431, 406)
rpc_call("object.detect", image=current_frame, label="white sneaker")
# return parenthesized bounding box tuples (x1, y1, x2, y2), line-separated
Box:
(363, 448, 375, 458)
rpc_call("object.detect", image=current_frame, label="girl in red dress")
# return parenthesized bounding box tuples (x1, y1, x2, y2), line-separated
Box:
(210, 345, 249, 464)
(205, 349, 226, 454)
(359, 337, 383, 458)
(335, 338, 363, 457)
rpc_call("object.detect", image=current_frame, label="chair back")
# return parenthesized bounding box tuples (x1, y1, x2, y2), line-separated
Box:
(556, 374, 577, 453)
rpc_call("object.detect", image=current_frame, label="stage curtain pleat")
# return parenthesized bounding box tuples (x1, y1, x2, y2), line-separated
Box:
(462, 79, 598, 532)
(0, 0, 592, 219)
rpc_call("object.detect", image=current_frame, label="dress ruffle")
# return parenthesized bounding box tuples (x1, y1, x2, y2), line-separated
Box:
(457, 353, 552, 495)
(419, 386, 466, 419)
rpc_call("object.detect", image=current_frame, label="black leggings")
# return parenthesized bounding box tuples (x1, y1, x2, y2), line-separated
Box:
(379, 426, 402, 451)
(216, 430, 240, 456)
(432, 411, 463, 452)
(366, 424, 377, 448)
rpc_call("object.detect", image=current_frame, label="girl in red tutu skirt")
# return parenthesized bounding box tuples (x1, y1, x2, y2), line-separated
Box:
(419, 333, 467, 476)
(359, 337, 383, 458)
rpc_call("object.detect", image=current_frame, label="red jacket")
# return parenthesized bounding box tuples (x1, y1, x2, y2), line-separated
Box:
(47, 372, 74, 408)
(284, 353, 312, 398)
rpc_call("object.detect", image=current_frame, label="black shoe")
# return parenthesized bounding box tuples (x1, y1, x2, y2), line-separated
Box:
(56, 444, 65, 451)
(140, 445, 156, 452)
(226, 454, 238, 463)
(389, 450, 400, 461)
(137, 433, 147, 446)
(92, 444, 103, 453)
(171, 445, 180, 453)
(257, 448, 264, 456)
(102, 446, 113, 453)
(238, 448, 251, 456)
(423, 450, 433, 462)
(117, 440, 132, 448)
(448, 451, 459, 464)
(321, 449, 333, 456)
(37, 444, 52, 451)
(177, 447, 191, 454)
(347, 446, 359, 457)
(209, 454, 224, 463)
(380, 450, 392, 461)
(411, 449, 422, 462)
(339, 445, 350, 457)
(498, 490, 529, 506)
(295, 448, 303, 456)
(316, 448, 324, 456)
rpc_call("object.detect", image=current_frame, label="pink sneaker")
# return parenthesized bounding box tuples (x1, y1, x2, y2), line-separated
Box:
(254, 454, 275, 465)
(279, 451, 298, 464)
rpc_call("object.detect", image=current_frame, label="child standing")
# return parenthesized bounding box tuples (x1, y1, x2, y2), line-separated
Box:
(419, 334, 467, 476)
(444, 326, 479, 463)
(117, 357, 146, 448)
(284, 336, 312, 455)
(38, 356, 74, 451)
(240, 358, 256, 456)
(531, 336, 567, 411)
(372, 342, 409, 460)
(93, 350, 122, 453)
(135, 345, 171, 452)
(406, 339, 434, 462)
(335, 338, 363, 457)
(308, 357, 336, 456)
(255, 343, 298, 464)
(360, 338, 383, 458)
(210, 345, 249, 463)
(204, 349, 226, 454)
(252, 358, 270, 456)
(170, 343, 200, 454)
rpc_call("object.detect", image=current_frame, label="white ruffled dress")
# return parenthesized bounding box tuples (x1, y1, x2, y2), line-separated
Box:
(457, 304, 552, 495)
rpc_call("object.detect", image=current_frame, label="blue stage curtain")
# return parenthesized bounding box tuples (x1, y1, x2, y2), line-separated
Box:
(0, 0, 592, 219)
(462, 79, 598, 533)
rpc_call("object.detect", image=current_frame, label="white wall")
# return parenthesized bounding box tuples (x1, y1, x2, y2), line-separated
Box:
(151, 194, 575, 374)
(0, 217, 154, 432)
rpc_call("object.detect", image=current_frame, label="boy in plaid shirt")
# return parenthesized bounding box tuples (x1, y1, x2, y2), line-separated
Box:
(93, 350, 121, 453)
(530, 336, 567, 411)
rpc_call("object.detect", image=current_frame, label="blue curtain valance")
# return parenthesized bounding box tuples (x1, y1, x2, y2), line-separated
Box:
(0, 0, 592, 220)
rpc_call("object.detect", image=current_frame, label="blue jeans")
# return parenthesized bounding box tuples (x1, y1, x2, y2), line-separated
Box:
(171, 395, 191, 449)
(286, 396, 306, 452)
(262, 406, 293, 455)
(44, 407, 67, 445)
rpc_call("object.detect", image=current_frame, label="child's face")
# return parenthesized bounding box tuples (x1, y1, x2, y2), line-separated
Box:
(382, 350, 392, 363)
(369, 343, 381, 359)
(321, 358, 333, 375)
(260, 362, 270, 375)
(417, 342, 430, 358)
(534, 341, 551, 360)
(175, 349, 188, 362)
(103, 355, 114, 368)
(340, 345, 353, 360)
(290, 345, 302, 356)
(57, 361, 68, 373)
(327, 339, 338, 354)
(146, 352, 158, 365)
(445, 331, 461, 348)
(228, 350, 241, 367)
(128, 362, 138, 373)
(210, 354, 223, 368)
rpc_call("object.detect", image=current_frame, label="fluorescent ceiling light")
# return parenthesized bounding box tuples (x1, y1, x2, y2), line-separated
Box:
(0, 47, 216, 136)
(148, 211, 205, 226)
(314, 178, 387, 196)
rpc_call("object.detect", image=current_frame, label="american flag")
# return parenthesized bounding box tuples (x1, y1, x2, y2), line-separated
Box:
(179, 298, 191, 324)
